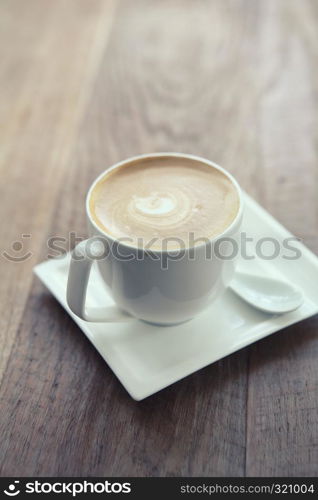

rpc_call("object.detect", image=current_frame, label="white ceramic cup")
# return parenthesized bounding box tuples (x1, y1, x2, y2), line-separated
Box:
(66, 153, 243, 325)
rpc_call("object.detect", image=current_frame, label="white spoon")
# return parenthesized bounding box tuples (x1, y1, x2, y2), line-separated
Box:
(230, 271, 304, 314)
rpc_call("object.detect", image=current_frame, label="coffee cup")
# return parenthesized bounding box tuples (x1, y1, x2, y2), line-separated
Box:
(66, 153, 243, 325)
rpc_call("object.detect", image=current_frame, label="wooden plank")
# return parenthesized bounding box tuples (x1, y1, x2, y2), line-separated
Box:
(246, 0, 318, 476)
(256, 0, 318, 238)
(0, 0, 117, 384)
(246, 317, 318, 476)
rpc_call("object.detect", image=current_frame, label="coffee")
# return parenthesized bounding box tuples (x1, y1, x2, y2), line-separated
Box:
(89, 157, 239, 249)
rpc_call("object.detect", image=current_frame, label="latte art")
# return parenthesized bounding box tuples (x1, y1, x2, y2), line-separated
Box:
(132, 193, 177, 216)
(128, 189, 193, 231)
(89, 157, 240, 249)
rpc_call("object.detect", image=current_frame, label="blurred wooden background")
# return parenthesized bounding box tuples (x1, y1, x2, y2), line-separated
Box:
(0, 0, 317, 476)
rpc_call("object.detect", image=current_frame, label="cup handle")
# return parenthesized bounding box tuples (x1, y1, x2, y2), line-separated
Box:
(66, 239, 133, 322)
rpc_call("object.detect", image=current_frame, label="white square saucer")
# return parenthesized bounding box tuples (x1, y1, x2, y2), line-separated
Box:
(34, 193, 318, 400)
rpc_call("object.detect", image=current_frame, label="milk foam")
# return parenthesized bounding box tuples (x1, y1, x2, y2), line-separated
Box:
(132, 193, 176, 216)
(89, 157, 240, 249)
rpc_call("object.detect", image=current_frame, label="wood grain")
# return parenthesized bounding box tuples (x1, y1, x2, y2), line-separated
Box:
(245, 0, 318, 477)
(246, 317, 318, 476)
(0, 0, 317, 476)
(0, 0, 117, 385)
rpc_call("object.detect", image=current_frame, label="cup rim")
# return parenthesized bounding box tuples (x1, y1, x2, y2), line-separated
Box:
(86, 152, 243, 254)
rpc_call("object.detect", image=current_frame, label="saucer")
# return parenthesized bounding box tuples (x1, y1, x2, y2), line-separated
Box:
(34, 193, 318, 400)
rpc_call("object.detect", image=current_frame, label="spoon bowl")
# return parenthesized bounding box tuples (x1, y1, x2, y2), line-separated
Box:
(230, 272, 304, 314)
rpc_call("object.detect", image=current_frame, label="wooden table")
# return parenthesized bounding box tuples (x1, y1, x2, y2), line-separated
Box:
(0, 0, 317, 477)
